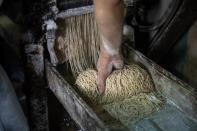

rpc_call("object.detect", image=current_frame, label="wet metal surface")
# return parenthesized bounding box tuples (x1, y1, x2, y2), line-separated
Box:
(46, 45, 197, 130)
(133, 102, 197, 131)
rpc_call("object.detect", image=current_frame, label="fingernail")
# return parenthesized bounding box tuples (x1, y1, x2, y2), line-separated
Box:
(96, 85, 104, 96)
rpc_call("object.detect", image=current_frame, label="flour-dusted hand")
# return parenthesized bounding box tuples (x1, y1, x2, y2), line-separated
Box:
(93, 0, 124, 95)
(97, 47, 123, 95)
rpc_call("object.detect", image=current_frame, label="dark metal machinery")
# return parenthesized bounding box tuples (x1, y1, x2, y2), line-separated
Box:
(132, 0, 197, 63)
(44, 1, 197, 130)
(147, 0, 197, 62)
(54, 0, 197, 64)
(20, 0, 197, 130)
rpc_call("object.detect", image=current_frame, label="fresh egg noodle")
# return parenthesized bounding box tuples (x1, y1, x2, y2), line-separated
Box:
(103, 93, 163, 126)
(76, 64, 155, 104)
(75, 64, 163, 126)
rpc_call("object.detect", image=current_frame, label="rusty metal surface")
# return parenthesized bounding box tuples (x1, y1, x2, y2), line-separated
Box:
(56, 0, 137, 19)
(57, 5, 93, 18)
(57, 0, 93, 10)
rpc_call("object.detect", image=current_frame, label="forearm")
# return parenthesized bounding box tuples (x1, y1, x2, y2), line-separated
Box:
(94, 0, 124, 55)
(93, 0, 124, 95)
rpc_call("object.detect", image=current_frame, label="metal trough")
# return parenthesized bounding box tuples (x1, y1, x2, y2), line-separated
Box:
(46, 45, 197, 131)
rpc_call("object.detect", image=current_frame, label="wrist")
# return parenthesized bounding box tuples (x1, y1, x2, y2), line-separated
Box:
(103, 42, 120, 56)
(101, 35, 121, 56)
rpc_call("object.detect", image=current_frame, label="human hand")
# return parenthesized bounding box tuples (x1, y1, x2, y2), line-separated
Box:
(96, 47, 123, 95)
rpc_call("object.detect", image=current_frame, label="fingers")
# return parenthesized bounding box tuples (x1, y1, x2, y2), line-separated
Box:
(96, 54, 123, 95)
(97, 63, 113, 95)
(97, 70, 109, 96)
(96, 55, 113, 95)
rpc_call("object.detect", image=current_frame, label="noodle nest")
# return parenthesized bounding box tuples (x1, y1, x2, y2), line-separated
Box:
(75, 64, 163, 127)
(76, 64, 155, 104)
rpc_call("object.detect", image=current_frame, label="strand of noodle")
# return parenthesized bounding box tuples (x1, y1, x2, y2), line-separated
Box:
(55, 13, 100, 76)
